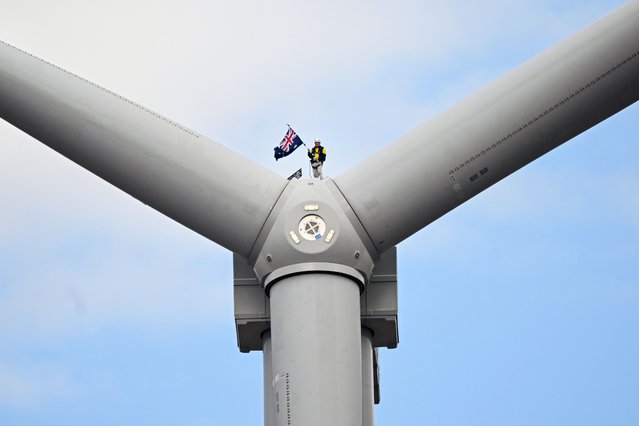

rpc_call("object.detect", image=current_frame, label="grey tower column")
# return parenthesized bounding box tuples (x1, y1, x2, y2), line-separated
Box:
(361, 328, 375, 426)
(269, 273, 362, 426)
(263, 331, 275, 426)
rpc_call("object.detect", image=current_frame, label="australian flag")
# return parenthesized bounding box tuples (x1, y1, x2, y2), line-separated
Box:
(274, 126, 304, 160)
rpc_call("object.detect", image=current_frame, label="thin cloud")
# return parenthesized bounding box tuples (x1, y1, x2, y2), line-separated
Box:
(0, 360, 76, 409)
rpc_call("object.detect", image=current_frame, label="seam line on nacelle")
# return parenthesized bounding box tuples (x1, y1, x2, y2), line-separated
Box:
(246, 178, 295, 263)
(329, 179, 380, 256)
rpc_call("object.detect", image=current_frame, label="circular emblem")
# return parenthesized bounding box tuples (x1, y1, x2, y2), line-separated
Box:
(298, 215, 326, 241)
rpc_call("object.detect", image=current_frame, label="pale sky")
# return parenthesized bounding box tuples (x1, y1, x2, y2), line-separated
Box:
(1, 1, 638, 425)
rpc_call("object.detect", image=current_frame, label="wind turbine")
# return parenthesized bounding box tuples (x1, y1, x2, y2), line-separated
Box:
(1, 1, 638, 425)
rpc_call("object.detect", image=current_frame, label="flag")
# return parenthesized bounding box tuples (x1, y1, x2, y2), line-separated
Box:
(274, 126, 304, 160)
(287, 168, 303, 180)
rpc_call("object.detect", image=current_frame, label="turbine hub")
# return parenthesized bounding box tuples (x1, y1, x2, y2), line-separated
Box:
(247, 178, 378, 293)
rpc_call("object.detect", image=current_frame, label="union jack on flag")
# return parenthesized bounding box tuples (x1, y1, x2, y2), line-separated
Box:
(274, 126, 304, 160)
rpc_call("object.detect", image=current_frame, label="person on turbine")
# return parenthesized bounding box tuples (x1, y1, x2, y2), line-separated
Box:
(308, 138, 327, 179)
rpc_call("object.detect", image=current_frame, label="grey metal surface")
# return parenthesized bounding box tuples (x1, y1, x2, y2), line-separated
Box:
(373, 348, 380, 405)
(269, 273, 362, 426)
(262, 331, 275, 426)
(0, 40, 287, 257)
(264, 263, 366, 292)
(233, 254, 270, 353)
(233, 248, 398, 352)
(360, 247, 399, 349)
(334, 1, 639, 253)
(361, 328, 375, 426)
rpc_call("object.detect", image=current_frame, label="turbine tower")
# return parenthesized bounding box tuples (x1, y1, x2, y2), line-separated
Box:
(1, 2, 638, 424)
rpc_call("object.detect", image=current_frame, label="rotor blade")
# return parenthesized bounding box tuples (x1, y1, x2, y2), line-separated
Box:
(334, 1, 639, 253)
(0, 41, 287, 258)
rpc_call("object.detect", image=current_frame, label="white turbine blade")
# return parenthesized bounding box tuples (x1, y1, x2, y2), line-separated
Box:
(0, 41, 287, 258)
(334, 1, 639, 253)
